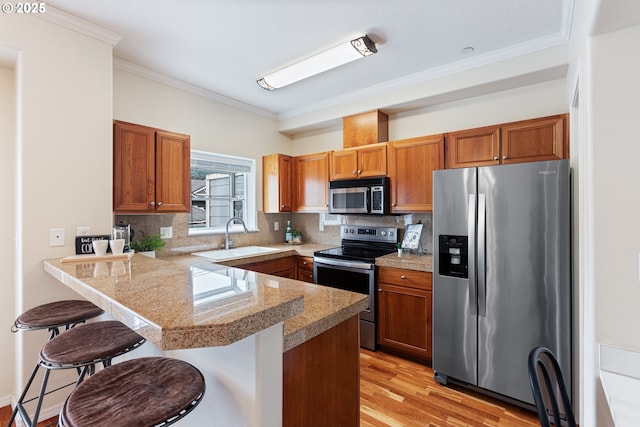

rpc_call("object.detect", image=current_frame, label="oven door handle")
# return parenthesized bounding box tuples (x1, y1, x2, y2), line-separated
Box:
(313, 257, 374, 270)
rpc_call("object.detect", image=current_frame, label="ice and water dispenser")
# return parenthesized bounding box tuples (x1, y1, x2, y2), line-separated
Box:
(438, 235, 468, 278)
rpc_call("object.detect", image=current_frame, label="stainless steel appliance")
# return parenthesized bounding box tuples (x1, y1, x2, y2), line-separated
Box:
(314, 225, 398, 350)
(432, 159, 571, 407)
(328, 177, 390, 215)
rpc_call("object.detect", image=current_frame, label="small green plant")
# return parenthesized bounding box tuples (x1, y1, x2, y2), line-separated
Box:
(130, 232, 166, 252)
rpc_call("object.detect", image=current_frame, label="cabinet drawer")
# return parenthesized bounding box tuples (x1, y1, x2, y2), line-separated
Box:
(378, 267, 431, 290)
(240, 256, 295, 276)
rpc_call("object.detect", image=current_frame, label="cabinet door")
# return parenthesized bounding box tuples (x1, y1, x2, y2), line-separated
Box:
(358, 143, 387, 178)
(263, 154, 293, 212)
(296, 256, 314, 283)
(294, 152, 329, 212)
(445, 125, 500, 169)
(113, 121, 156, 212)
(155, 131, 190, 213)
(501, 114, 567, 164)
(388, 135, 444, 212)
(330, 149, 359, 180)
(378, 283, 431, 361)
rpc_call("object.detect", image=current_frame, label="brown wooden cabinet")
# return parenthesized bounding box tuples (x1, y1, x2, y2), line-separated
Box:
(330, 143, 387, 180)
(113, 120, 190, 213)
(237, 256, 296, 279)
(263, 154, 293, 213)
(342, 110, 388, 148)
(377, 267, 432, 362)
(293, 152, 329, 212)
(445, 114, 568, 169)
(296, 256, 314, 283)
(387, 135, 444, 213)
(284, 315, 360, 427)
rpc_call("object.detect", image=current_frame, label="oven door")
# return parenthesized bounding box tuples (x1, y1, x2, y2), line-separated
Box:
(313, 257, 375, 322)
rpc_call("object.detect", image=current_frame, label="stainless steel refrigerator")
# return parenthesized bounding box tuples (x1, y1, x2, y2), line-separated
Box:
(432, 159, 571, 406)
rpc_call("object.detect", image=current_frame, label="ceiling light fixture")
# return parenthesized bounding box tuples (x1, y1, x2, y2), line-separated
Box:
(257, 35, 377, 91)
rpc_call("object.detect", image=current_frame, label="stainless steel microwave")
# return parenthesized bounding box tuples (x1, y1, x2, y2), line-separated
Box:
(328, 177, 390, 215)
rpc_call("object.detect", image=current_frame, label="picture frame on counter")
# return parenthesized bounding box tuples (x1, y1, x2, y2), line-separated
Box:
(401, 224, 423, 251)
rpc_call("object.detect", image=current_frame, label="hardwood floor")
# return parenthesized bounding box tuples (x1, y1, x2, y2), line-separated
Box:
(2, 349, 540, 427)
(360, 349, 540, 427)
(0, 405, 57, 427)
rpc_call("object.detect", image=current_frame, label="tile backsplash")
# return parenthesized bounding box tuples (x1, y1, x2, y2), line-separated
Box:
(116, 212, 433, 257)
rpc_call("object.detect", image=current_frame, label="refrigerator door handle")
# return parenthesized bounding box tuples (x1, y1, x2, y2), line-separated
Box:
(468, 194, 477, 315)
(478, 193, 487, 317)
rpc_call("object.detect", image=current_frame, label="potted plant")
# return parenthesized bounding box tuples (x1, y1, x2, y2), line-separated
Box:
(130, 232, 166, 258)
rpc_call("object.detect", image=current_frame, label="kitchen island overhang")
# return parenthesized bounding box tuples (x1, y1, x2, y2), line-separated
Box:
(43, 253, 368, 427)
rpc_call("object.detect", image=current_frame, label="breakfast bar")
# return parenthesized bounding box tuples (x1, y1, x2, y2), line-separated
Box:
(43, 253, 368, 427)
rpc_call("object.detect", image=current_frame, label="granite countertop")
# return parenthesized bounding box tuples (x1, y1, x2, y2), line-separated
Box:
(43, 244, 368, 353)
(376, 252, 433, 272)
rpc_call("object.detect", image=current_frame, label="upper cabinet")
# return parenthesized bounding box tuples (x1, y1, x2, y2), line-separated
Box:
(330, 143, 387, 180)
(445, 114, 568, 169)
(342, 110, 388, 148)
(293, 152, 329, 212)
(263, 154, 293, 213)
(113, 120, 190, 213)
(388, 135, 444, 213)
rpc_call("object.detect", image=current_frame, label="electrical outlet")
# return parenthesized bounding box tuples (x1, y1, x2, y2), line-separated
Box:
(160, 227, 173, 239)
(49, 228, 65, 247)
(76, 226, 91, 236)
(274, 221, 279, 231)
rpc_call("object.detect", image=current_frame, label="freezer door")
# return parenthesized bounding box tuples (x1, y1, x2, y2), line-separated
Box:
(477, 160, 571, 404)
(432, 167, 478, 386)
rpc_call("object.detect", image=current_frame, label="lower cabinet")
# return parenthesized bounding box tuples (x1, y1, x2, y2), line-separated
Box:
(237, 256, 296, 279)
(296, 256, 314, 283)
(377, 267, 432, 362)
(283, 315, 360, 427)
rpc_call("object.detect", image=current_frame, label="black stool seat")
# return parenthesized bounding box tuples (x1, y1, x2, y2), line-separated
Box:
(12, 300, 104, 338)
(40, 320, 145, 369)
(7, 321, 146, 427)
(60, 357, 206, 427)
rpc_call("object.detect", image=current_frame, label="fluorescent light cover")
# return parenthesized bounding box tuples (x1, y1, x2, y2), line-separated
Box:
(257, 35, 377, 91)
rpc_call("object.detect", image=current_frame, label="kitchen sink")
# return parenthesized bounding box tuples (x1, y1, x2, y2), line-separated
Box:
(192, 246, 281, 261)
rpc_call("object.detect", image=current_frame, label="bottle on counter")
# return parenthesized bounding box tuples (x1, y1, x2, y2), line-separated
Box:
(285, 221, 292, 243)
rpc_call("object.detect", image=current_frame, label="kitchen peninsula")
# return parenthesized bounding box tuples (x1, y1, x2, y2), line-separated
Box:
(43, 252, 368, 427)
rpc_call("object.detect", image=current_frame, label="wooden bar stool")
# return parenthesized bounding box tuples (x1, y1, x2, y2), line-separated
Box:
(11, 300, 104, 340)
(59, 357, 206, 427)
(7, 320, 146, 427)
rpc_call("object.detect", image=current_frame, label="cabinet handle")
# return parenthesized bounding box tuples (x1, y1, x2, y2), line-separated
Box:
(303, 261, 308, 265)
(157, 201, 163, 206)
(502, 156, 508, 160)
(352, 170, 357, 175)
(493, 156, 499, 160)
(150, 201, 156, 207)
(392, 203, 396, 207)
(400, 275, 406, 280)
(357, 169, 362, 174)
(378, 289, 383, 292)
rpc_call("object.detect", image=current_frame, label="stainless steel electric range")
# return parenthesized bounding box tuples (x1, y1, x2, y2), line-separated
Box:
(313, 225, 399, 350)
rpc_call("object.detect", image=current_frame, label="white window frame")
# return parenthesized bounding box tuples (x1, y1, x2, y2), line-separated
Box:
(188, 150, 257, 236)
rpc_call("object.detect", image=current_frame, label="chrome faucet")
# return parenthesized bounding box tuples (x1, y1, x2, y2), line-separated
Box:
(225, 217, 249, 250)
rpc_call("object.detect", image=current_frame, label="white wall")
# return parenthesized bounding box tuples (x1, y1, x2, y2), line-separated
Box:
(113, 70, 293, 210)
(0, 13, 113, 414)
(592, 25, 640, 353)
(291, 79, 568, 154)
(0, 66, 16, 403)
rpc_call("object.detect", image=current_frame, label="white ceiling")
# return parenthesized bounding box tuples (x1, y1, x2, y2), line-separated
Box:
(42, 0, 577, 122)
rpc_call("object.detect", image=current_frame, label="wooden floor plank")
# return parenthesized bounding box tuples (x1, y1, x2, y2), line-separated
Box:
(360, 349, 540, 427)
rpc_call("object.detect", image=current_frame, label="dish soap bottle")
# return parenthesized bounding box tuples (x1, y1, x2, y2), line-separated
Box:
(285, 221, 292, 243)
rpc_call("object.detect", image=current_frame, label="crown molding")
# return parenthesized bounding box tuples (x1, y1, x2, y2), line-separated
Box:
(113, 58, 277, 120)
(35, 5, 122, 46)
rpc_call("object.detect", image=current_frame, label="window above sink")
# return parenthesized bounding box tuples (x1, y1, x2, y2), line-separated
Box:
(189, 150, 257, 235)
